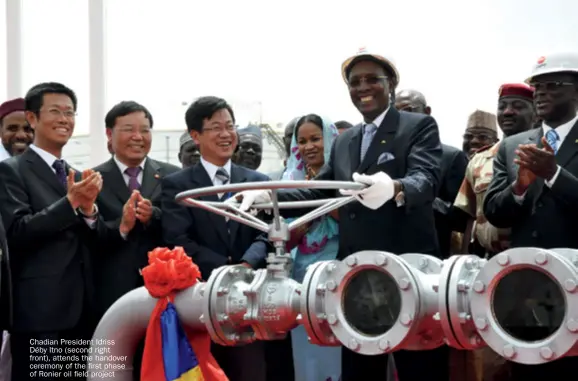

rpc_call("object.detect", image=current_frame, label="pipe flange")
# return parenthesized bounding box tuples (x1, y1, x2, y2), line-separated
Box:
(301, 260, 342, 346)
(401, 253, 443, 275)
(470, 248, 578, 364)
(323, 251, 421, 355)
(439, 255, 486, 350)
(202, 265, 256, 346)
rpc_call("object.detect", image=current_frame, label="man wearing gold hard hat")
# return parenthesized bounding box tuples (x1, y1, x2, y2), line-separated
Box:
(484, 52, 578, 379)
(233, 47, 444, 380)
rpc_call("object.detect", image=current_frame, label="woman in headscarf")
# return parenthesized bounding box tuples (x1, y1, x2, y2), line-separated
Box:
(282, 113, 341, 381)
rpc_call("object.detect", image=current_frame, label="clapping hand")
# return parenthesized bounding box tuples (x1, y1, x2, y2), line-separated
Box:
(135, 193, 153, 224)
(513, 138, 557, 194)
(66, 169, 102, 214)
(120, 191, 140, 235)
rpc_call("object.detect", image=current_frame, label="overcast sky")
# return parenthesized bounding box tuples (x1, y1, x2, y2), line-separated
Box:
(1, 0, 578, 148)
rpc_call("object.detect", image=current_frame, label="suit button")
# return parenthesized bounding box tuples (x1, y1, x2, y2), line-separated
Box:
(537, 202, 543, 208)
(349, 213, 356, 220)
(532, 231, 539, 238)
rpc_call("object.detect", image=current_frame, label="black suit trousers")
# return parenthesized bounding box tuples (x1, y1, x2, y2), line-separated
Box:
(11, 300, 96, 381)
(342, 346, 449, 381)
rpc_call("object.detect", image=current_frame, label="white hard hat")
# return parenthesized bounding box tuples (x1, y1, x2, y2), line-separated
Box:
(341, 47, 400, 88)
(525, 52, 578, 84)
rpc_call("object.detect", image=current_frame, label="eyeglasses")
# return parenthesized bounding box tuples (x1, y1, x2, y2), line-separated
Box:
(203, 125, 236, 134)
(348, 75, 388, 89)
(44, 108, 76, 119)
(529, 81, 574, 91)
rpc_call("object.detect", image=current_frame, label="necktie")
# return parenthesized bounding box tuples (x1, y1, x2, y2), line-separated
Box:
(545, 129, 559, 154)
(215, 168, 230, 201)
(52, 160, 68, 189)
(216, 168, 230, 185)
(125, 167, 142, 192)
(360, 123, 377, 162)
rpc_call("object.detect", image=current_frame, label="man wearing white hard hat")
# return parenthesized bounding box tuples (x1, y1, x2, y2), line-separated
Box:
(484, 52, 578, 379)
(232, 48, 444, 380)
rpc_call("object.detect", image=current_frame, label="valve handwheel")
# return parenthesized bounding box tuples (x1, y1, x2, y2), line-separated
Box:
(175, 180, 366, 244)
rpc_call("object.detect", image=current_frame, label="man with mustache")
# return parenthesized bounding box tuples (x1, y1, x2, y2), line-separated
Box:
(232, 124, 263, 170)
(0, 98, 34, 160)
(462, 110, 499, 159)
(483, 52, 578, 379)
(455, 84, 534, 258)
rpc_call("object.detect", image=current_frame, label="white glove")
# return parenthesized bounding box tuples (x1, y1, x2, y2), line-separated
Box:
(229, 190, 272, 212)
(340, 172, 395, 210)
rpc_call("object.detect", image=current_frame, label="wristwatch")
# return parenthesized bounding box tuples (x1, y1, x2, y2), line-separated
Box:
(77, 204, 99, 218)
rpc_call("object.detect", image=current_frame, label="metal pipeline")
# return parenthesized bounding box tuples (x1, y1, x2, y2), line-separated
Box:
(84, 179, 578, 379)
(87, 284, 205, 381)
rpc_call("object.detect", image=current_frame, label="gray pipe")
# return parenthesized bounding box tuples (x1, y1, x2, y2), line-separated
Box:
(87, 284, 205, 381)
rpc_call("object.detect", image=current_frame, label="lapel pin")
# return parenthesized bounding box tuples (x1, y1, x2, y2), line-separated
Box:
(575, 139, 578, 143)
(381, 140, 386, 144)
(154, 173, 160, 179)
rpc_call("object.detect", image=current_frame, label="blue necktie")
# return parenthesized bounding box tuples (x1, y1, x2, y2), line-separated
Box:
(545, 129, 559, 154)
(360, 123, 377, 162)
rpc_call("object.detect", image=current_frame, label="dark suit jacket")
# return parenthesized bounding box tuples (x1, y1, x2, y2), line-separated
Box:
(92, 157, 180, 317)
(484, 125, 578, 249)
(0, 149, 113, 333)
(161, 163, 270, 279)
(280, 108, 443, 258)
(482, 124, 578, 378)
(0, 215, 11, 333)
(434, 144, 468, 256)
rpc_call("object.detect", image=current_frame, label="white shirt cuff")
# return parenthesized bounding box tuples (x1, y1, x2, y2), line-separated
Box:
(120, 231, 128, 240)
(545, 165, 562, 188)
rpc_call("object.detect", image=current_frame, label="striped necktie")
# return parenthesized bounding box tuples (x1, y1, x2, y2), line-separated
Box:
(545, 129, 559, 154)
(215, 168, 230, 201)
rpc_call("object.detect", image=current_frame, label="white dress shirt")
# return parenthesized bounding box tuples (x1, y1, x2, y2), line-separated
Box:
(543, 112, 578, 187)
(113, 155, 147, 187)
(200, 157, 232, 198)
(28, 144, 97, 227)
(0, 145, 10, 162)
(362, 106, 389, 135)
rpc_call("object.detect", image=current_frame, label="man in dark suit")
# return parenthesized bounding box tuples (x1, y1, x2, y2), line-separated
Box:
(0, 214, 10, 348)
(483, 52, 578, 379)
(395, 89, 468, 257)
(236, 48, 445, 380)
(161, 96, 268, 381)
(92, 101, 180, 320)
(0, 82, 110, 381)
